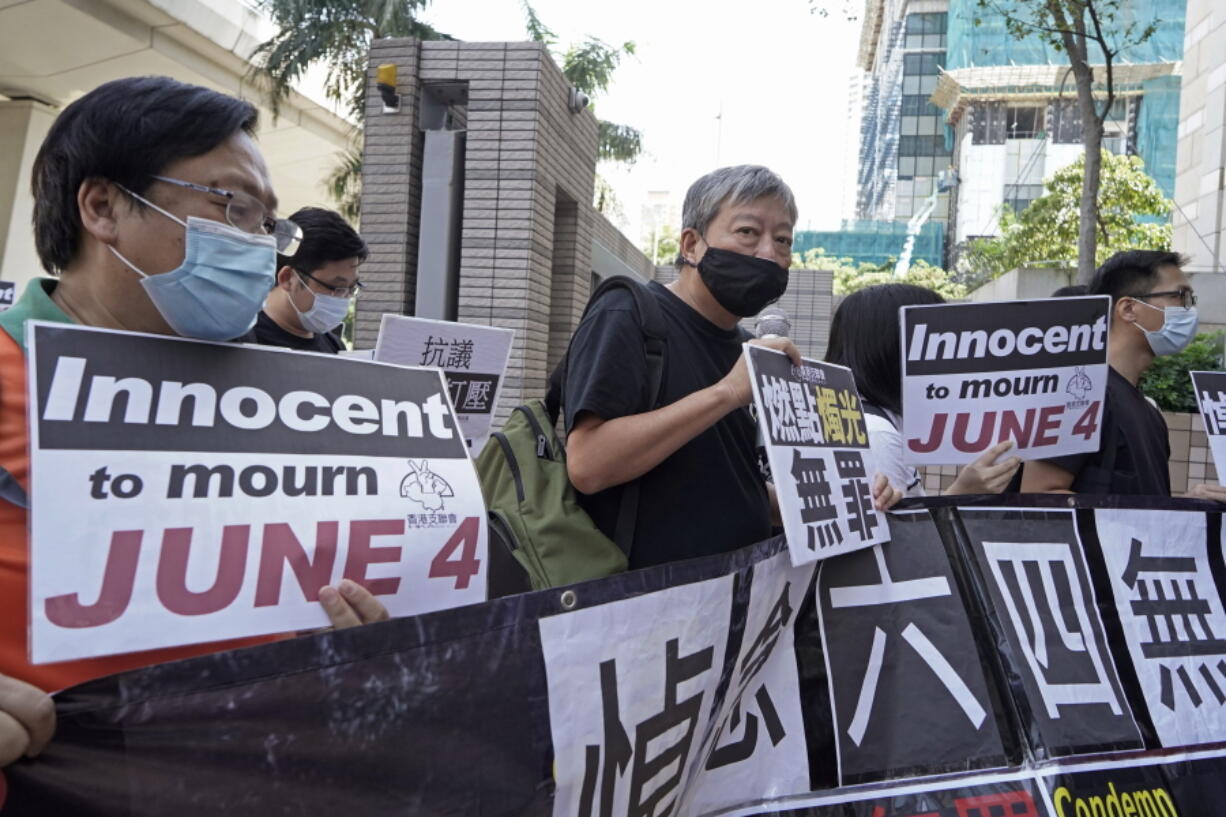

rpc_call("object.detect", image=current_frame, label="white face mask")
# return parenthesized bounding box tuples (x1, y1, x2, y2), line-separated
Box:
(1131, 299, 1199, 356)
(289, 272, 351, 334)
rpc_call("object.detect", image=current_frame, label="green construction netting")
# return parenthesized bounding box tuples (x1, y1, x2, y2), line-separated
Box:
(1136, 73, 1180, 198)
(794, 220, 946, 270)
(946, 0, 1186, 71)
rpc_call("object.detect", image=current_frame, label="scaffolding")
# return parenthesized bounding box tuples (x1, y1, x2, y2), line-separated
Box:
(945, 0, 1186, 72)
(794, 220, 946, 270)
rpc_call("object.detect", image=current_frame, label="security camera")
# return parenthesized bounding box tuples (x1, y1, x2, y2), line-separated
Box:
(568, 87, 590, 113)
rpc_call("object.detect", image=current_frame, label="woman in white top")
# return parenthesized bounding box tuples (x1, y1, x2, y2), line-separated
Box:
(824, 283, 1021, 497)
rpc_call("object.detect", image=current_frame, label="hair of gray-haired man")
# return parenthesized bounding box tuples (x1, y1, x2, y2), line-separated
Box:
(674, 165, 798, 268)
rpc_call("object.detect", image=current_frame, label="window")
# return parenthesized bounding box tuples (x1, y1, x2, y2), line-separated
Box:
(1006, 106, 1043, 139)
(902, 94, 941, 116)
(905, 12, 948, 49)
(972, 102, 1006, 144)
(899, 135, 947, 156)
(1004, 183, 1044, 214)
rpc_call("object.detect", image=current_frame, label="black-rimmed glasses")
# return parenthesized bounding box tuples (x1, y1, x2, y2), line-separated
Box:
(1136, 289, 1197, 309)
(297, 268, 364, 299)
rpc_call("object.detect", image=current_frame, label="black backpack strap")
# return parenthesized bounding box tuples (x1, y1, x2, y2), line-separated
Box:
(545, 276, 667, 557)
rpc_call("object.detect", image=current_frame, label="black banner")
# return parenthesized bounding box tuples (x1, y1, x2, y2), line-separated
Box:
(5, 496, 1226, 816)
(31, 323, 466, 457)
(901, 297, 1110, 376)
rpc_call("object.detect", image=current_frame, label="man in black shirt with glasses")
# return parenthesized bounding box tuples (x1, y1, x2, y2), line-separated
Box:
(1023, 250, 1226, 500)
(253, 206, 367, 353)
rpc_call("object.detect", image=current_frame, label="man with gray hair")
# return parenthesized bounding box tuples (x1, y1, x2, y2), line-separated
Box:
(562, 165, 899, 568)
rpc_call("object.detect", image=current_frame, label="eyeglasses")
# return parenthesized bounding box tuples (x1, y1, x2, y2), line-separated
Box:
(297, 268, 364, 299)
(151, 176, 302, 254)
(1136, 289, 1197, 309)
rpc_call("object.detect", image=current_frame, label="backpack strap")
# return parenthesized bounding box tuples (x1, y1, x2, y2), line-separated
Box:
(0, 466, 27, 510)
(545, 276, 667, 557)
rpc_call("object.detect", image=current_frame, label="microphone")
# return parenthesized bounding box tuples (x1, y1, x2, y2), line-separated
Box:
(751, 308, 790, 481)
(754, 308, 791, 339)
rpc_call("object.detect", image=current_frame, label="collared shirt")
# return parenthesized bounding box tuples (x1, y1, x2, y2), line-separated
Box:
(0, 278, 280, 692)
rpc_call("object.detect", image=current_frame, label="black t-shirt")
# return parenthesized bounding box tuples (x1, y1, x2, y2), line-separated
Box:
(1043, 366, 1170, 495)
(563, 281, 770, 569)
(249, 310, 343, 354)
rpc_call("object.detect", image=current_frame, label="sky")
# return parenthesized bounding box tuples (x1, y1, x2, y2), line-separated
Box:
(419, 0, 864, 243)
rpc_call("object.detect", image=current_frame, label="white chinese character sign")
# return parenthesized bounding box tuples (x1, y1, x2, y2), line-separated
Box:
(1191, 371, 1226, 485)
(900, 296, 1110, 464)
(26, 323, 488, 664)
(373, 315, 514, 454)
(746, 346, 889, 566)
(1095, 509, 1226, 748)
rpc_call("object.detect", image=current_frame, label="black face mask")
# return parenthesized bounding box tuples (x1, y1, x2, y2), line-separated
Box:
(689, 246, 789, 318)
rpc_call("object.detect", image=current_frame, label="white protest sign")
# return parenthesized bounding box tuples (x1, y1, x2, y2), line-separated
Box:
(27, 322, 487, 664)
(746, 345, 889, 566)
(1191, 371, 1226, 486)
(540, 571, 734, 817)
(900, 296, 1110, 465)
(373, 315, 513, 454)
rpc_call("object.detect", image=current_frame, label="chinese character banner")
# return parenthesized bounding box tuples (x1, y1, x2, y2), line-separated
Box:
(1191, 370, 1226, 486)
(746, 345, 889, 566)
(5, 498, 1226, 817)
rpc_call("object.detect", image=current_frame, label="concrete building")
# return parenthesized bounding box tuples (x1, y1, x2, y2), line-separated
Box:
(933, 0, 1185, 252)
(1172, 0, 1226, 273)
(0, 0, 354, 295)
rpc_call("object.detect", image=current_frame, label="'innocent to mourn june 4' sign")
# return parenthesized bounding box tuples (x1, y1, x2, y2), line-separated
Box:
(26, 322, 488, 664)
(747, 345, 889, 566)
(900, 296, 1110, 465)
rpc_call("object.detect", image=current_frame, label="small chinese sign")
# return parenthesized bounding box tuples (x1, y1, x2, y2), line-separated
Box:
(374, 315, 514, 454)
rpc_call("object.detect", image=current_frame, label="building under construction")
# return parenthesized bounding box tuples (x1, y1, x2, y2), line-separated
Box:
(852, 0, 1185, 268)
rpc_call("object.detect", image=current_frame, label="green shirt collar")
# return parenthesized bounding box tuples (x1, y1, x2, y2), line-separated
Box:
(0, 278, 74, 352)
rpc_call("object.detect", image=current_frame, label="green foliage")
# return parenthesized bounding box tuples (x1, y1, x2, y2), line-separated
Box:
(1140, 332, 1225, 413)
(522, 4, 642, 166)
(248, 0, 452, 219)
(327, 145, 365, 224)
(791, 248, 968, 300)
(960, 151, 1172, 282)
(642, 223, 679, 265)
(249, 0, 451, 122)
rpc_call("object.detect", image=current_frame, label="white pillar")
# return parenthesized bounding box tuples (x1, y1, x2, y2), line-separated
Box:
(0, 99, 58, 293)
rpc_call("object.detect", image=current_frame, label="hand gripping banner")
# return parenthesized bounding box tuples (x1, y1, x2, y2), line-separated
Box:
(4, 495, 1226, 816)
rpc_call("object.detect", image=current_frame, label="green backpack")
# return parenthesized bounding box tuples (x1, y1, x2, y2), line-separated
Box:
(476, 276, 666, 593)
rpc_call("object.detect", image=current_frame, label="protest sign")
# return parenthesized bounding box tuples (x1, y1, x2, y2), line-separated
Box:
(746, 345, 889, 566)
(373, 314, 513, 453)
(0, 280, 14, 312)
(1191, 370, 1226, 485)
(8, 497, 1226, 817)
(26, 322, 488, 664)
(900, 296, 1110, 465)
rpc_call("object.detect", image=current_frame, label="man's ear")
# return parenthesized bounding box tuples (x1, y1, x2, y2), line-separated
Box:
(276, 265, 298, 291)
(1115, 295, 1138, 325)
(678, 227, 704, 267)
(77, 178, 124, 245)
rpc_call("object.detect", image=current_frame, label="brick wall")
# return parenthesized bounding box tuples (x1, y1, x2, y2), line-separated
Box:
(355, 38, 600, 417)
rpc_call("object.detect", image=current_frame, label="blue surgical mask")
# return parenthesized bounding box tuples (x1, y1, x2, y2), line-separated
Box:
(1133, 299, 1199, 356)
(109, 188, 276, 340)
(290, 274, 351, 334)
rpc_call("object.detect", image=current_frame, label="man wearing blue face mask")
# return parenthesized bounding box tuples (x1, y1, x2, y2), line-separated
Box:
(0, 77, 389, 766)
(252, 207, 367, 353)
(1023, 250, 1226, 500)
